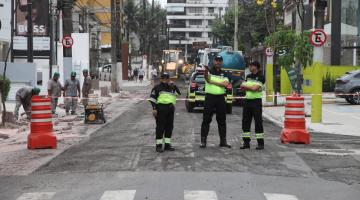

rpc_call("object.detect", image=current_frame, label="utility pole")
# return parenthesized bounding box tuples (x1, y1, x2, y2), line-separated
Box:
(27, 1, 33, 62)
(233, 0, 238, 51)
(49, 0, 54, 78)
(62, 0, 73, 57)
(111, 0, 118, 92)
(311, 0, 327, 123)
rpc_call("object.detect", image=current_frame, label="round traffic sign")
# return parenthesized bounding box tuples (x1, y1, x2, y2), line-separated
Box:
(265, 47, 274, 57)
(310, 29, 327, 47)
(62, 36, 74, 48)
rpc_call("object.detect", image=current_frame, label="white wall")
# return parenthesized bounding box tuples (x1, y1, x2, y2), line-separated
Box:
(71, 33, 90, 87)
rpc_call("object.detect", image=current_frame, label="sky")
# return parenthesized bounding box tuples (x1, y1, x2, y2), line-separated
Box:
(156, 0, 167, 8)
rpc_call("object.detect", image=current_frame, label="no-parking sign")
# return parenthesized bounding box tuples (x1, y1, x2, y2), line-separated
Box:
(62, 35, 74, 48)
(310, 29, 327, 47)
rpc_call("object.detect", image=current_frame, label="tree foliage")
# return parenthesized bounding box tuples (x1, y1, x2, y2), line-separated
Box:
(265, 30, 313, 69)
(211, 0, 284, 55)
(124, 0, 167, 64)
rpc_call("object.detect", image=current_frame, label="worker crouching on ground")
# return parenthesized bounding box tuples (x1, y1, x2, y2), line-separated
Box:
(200, 55, 231, 149)
(14, 87, 41, 120)
(149, 73, 181, 153)
(240, 61, 265, 150)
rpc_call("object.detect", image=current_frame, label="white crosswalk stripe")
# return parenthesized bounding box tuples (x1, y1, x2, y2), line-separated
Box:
(14, 190, 300, 200)
(264, 193, 299, 200)
(16, 192, 56, 200)
(184, 190, 218, 200)
(99, 190, 136, 200)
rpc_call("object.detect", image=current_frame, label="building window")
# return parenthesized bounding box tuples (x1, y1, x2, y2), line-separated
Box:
(189, 20, 202, 26)
(189, 32, 202, 37)
(208, 7, 214, 13)
(341, 0, 360, 66)
(208, 20, 213, 26)
(187, 7, 203, 14)
(208, 33, 213, 38)
(171, 32, 186, 40)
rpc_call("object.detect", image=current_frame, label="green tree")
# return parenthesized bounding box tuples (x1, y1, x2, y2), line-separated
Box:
(211, 0, 284, 56)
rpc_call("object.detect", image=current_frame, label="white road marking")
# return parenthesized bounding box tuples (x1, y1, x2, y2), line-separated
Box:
(16, 192, 55, 200)
(309, 148, 360, 156)
(100, 190, 136, 200)
(264, 193, 299, 200)
(184, 190, 218, 200)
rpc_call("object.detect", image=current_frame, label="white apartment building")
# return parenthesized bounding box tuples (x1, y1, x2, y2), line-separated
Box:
(166, 0, 229, 59)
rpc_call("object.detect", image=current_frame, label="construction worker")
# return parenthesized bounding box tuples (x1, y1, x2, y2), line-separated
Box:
(14, 87, 41, 120)
(48, 72, 63, 115)
(149, 73, 181, 153)
(200, 55, 231, 149)
(240, 61, 265, 150)
(82, 69, 92, 107)
(64, 72, 81, 115)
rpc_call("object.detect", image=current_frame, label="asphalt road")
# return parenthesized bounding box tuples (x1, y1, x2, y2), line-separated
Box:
(1, 82, 360, 200)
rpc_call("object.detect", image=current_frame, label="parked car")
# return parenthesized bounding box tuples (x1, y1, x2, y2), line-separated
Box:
(335, 70, 360, 105)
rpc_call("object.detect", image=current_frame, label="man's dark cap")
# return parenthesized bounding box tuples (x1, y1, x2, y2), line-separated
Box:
(214, 55, 223, 61)
(161, 73, 170, 79)
(250, 61, 261, 69)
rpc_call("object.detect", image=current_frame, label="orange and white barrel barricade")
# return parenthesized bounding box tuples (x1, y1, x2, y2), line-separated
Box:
(280, 94, 310, 144)
(28, 96, 57, 149)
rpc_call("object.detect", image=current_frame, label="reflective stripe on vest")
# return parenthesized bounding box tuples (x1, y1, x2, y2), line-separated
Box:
(244, 80, 263, 99)
(205, 74, 228, 95)
(157, 91, 177, 105)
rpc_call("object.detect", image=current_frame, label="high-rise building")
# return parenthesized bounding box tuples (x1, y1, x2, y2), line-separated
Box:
(166, 0, 228, 60)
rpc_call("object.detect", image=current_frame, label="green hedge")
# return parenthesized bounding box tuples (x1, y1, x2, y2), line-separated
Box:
(0, 75, 11, 101)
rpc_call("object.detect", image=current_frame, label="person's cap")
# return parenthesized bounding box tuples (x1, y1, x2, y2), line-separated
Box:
(249, 61, 261, 69)
(160, 73, 170, 79)
(53, 72, 60, 77)
(214, 55, 223, 61)
(82, 69, 89, 73)
(71, 72, 76, 77)
(32, 87, 41, 95)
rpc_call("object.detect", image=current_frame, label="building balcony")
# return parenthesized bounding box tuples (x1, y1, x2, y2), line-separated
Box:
(167, 0, 186, 3)
(169, 27, 212, 32)
(167, 15, 216, 20)
(166, 11, 186, 15)
(169, 24, 187, 28)
(169, 37, 213, 45)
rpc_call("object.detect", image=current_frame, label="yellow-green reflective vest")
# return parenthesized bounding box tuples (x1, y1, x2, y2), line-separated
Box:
(205, 75, 228, 95)
(243, 80, 263, 99)
(157, 91, 177, 105)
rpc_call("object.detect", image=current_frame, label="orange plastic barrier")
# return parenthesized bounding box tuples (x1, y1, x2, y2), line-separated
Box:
(28, 96, 57, 149)
(280, 94, 310, 144)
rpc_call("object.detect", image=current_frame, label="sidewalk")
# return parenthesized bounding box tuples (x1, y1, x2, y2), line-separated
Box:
(0, 87, 147, 176)
(100, 80, 151, 88)
(263, 93, 360, 137)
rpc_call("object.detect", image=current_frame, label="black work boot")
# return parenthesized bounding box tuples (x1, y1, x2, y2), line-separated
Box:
(200, 137, 207, 148)
(219, 139, 232, 148)
(256, 139, 264, 150)
(164, 143, 175, 151)
(240, 139, 251, 149)
(156, 144, 164, 153)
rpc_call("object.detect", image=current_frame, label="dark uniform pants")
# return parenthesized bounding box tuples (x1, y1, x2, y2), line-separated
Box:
(242, 99, 264, 140)
(156, 104, 175, 142)
(201, 94, 227, 140)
